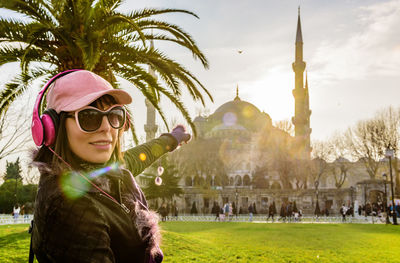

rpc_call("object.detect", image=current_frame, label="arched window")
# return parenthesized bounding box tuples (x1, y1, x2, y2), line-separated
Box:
(271, 181, 282, 190)
(229, 176, 234, 186)
(243, 174, 251, 186)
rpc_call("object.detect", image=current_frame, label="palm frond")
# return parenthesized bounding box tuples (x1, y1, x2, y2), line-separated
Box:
(128, 8, 199, 20)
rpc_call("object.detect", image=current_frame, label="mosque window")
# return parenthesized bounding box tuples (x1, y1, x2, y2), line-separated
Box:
(229, 176, 234, 186)
(243, 174, 251, 186)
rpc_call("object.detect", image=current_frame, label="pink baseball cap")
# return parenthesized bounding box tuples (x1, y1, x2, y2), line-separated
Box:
(47, 70, 132, 113)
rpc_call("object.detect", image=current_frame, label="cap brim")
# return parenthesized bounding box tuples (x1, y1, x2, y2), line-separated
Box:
(60, 89, 132, 112)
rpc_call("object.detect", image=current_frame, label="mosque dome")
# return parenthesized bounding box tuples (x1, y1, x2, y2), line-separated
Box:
(208, 88, 271, 132)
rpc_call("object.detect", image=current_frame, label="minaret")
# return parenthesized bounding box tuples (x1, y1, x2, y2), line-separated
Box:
(144, 40, 158, 142)
(304, 72, 312, 155)
(291, 7, 311, 159)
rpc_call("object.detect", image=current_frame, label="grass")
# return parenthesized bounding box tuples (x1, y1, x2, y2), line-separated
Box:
(1, 222, 400, 262)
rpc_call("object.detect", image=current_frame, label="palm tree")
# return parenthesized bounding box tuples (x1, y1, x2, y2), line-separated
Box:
(142, 157, 183, 201)
(0, 0, 212, 142)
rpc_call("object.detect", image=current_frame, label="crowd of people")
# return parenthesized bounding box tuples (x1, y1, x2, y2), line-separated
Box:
(356, 202, 400, 222)
(157, 202, 179, 222)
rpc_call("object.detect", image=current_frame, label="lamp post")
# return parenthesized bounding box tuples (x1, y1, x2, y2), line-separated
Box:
(385, 148, 398, 225)
(350, 186, 354, 216)
(235, 189, 239, 217)
(382, 173, 391, 224)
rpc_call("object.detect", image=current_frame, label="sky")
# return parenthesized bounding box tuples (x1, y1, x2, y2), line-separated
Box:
(120, 0, 400, 142)
(0, 0, 400, 170)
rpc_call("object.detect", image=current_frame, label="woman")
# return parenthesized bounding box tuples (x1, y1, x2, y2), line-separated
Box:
(13, 204, 20, 223)
(31, 70, 190, 262)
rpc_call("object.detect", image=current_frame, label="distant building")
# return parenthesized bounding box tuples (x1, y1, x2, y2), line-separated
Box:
(142, 9, 388, 215)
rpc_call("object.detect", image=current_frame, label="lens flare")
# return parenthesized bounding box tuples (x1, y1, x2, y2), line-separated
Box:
(242, 106, 255, 118)
(88, 163, 119, 179)
(59, 171, 90, 200)
(223, 112, 237, 126)
(59, 163, 120, 200)
(155, 176, 162, 186)
(157, 166, 164, 176)
(139, 153, 147, 161)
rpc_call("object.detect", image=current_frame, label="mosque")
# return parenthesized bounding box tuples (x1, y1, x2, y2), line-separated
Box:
(140, 11, 388, 215)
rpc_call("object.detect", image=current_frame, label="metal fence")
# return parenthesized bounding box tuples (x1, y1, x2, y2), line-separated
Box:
(160, 214, 390, 224)
(0, 214, 33, 225)
(0, 213, 390, 225)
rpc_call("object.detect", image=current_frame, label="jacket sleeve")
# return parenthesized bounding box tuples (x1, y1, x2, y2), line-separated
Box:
(38, 194, 114, 263)
(123, 134, 177, 176)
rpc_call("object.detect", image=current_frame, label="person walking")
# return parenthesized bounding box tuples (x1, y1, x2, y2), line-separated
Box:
(212, 202, 220, 221)
(279, 203, 287, 222)
(172, 201, 178, 220)
(223, 203, 229, 221)
(266, 203, 275, 222)
(248, 204, 254, 222)
(13, 204, 20, 223)
(340, 204, 347, 222)
(30, 70, 190, 263)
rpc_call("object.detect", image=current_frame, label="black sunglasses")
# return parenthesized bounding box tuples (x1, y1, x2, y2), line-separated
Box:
(67, 105, 126, 133)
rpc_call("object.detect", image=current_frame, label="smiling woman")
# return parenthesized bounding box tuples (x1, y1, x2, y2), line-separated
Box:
(30, 70, 191, 263)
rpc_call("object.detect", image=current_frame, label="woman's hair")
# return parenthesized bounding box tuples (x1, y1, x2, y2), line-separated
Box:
(33, 95, 125, 172)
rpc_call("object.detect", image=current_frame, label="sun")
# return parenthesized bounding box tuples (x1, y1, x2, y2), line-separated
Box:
(244, 69, 294, 123)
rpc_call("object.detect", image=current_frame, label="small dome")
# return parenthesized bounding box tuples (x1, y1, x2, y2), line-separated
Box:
(194, 115, 207, 122)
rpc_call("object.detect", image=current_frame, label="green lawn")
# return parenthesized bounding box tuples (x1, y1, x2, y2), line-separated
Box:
(1, 222, 399, 262)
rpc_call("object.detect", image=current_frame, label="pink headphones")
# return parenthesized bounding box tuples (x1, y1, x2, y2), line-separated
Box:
(31, 69, 82, 146)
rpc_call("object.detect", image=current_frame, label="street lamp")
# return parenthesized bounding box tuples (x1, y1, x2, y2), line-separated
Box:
(235, 189, 239, 217)
(350, 186, 354, 216)
(382, 173, 391, 224)
(385, 148, 398, 225)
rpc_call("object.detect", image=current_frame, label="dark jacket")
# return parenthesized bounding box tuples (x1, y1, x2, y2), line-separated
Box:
(32, 135, 177, 263)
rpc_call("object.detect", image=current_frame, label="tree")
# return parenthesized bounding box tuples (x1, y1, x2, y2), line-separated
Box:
(252, 165, 269, 189)
(376, 107, 400, 194)
(256, 127, 295, 189)
(330, 157, 350, 189)
(292, 158, 308, 189)
(190, 201, 198, 214)
(307, 140, 331, 190)
(142, 157, 183, 202)
(0, 0, 212, 140)
(0, 102, 31, 161)
(0, 180, 37, 213)
(345, 119, 386, 179)
(171, 137, 227, 188)
(3, 158, 22, 181)
(315, 200, 321, 216)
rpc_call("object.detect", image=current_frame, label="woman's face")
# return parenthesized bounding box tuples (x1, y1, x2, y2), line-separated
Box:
(65, 103, 120, 164)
